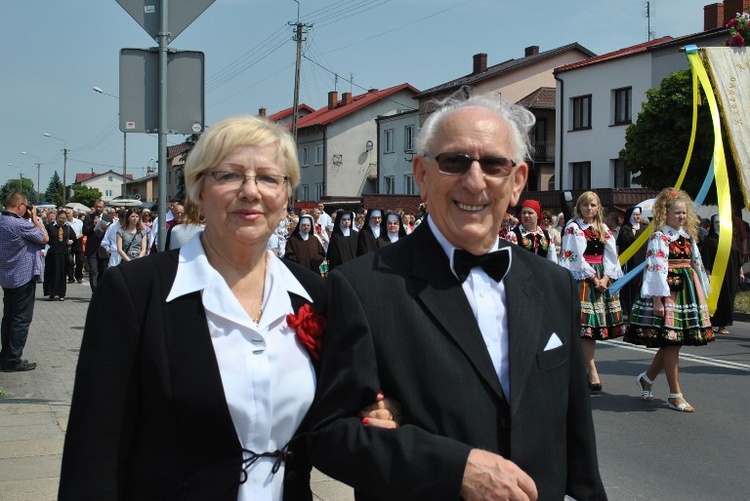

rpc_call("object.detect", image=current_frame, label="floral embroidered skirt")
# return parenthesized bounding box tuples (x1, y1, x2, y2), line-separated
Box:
(625, 267, 714, 347)
(577, 263, 627, 340)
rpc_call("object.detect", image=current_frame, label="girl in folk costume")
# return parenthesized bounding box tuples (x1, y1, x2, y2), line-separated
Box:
(560, 191, 626, 392)
(626, 188, 713, 412)
(505, 199, 558, 264)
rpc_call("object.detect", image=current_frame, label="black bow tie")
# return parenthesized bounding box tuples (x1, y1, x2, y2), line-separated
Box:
(452, 248, 511, 283)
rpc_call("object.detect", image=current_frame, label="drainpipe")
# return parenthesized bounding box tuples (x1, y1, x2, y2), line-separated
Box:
(554, 73, 565, 191)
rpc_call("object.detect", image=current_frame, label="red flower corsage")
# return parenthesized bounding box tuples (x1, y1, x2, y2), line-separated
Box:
(286, 304, 327, 361)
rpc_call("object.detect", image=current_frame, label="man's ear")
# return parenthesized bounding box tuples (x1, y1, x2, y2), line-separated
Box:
(509, 161, 529, 208)
(413, 155, 429, 203)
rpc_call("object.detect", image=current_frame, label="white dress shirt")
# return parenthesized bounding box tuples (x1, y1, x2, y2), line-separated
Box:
(166, 235, 316, 501)
(428, 216, 512, 400)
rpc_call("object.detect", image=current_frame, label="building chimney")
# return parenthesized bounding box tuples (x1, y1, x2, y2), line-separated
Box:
(328, 91, 338, 110)
(524, 46, 540, 57)
(705, 2, 725, 28)
(722, 0, 750, 25)
(258, 107, 266, 117)
(342, 92, 352, 105)
(473, 53, 488, 74)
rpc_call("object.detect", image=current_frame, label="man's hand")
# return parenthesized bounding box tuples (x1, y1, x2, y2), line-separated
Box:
(460, 449, 537, 501)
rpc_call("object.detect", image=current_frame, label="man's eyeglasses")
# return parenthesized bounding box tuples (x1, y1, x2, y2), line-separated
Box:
(425, 153, 516, 177)
(205, 171, 288, 191)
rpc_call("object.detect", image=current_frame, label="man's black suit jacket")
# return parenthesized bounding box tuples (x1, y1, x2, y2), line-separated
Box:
(59, 249, 324, 500)
(308, 222, 606, 500)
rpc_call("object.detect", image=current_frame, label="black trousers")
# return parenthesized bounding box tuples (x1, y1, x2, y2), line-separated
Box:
(86, 255, 109, 291)
(0, 278, 37, 368)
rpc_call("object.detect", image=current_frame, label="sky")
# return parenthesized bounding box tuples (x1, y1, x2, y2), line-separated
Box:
(2, 0, 715, 193)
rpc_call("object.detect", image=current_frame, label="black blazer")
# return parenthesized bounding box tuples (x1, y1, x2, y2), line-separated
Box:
(308, 223, 606, 500)
(59, 250, 325, 500)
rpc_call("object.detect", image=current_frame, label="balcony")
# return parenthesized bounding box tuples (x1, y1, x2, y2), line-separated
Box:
(533, 141, 555, 163)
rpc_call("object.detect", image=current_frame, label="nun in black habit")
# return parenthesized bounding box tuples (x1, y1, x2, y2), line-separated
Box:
(327, 210, 358, 269)
(376, 211, 407, 248)
(356, 208, 384, 256)
(700, 214, 743, 334)
(616, 206, 646, 317)
(284, 214, 326, 274)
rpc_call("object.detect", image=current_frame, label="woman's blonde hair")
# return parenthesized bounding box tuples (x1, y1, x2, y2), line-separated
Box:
(183, 115, 300, 223)
(574, 191, 606, 243)
(651, 187, 699, 240)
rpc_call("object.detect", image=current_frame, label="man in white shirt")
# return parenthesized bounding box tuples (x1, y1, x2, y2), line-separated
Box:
(65, 209, 84, 284)
(316, 202, 333, 235)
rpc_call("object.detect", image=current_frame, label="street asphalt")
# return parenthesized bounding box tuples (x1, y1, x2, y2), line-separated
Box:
(2, 276, 749, 500)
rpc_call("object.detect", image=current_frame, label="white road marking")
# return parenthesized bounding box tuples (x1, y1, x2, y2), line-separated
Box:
(601, 339, 750, 372)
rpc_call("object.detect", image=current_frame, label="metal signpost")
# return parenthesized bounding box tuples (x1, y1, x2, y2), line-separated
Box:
(115, 0, 214, 250)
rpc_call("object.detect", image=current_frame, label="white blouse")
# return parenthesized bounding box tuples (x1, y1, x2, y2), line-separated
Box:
(559, 219, 623, 281)
(167, 234, 316, 501)
(639, 225, 710, 299)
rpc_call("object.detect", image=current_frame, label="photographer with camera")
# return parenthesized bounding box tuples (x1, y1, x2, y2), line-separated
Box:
(0, 193, 48, 372)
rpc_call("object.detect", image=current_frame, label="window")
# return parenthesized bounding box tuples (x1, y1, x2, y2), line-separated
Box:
(613, 87, 632, 125)
(571, 162, 591, 190)
(108, 176, 114, 182)
(572, 95, 592, 130)
(384, 129, 394, 153)
(315, 183, 324, 200)
(385, 176, 396, 194)
(404, 174, 415, 195)
(105, 190, 113, 197)
(404, 126, 415, 152)
(300, 184, 310, 200)
(613, 159, 630, 187)
(315, 145, 324, 165)
(301, 147, 309, 167)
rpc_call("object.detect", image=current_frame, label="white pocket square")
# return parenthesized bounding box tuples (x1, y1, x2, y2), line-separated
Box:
(544, 333, 563, 351)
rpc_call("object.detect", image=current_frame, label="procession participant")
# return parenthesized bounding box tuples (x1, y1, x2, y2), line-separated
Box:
(356, 209, 383, 256)
(376, 212, 407, 248)
(539, 209, 561, 259)
(616, 206, 646, 317)
(626, 188, 713, 412)
(309, 95, 606, 500)
(505, 199, 557, 263)
(326, 210, 358, 269)
(44, 210, 75, 301)
(285, 214, 326, 274)
(560, 191, 626, 392)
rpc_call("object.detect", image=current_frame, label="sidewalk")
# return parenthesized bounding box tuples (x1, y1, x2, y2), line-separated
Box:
(0, 279, 353, 501)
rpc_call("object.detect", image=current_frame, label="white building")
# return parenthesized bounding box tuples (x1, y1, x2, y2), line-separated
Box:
(376, 109, 420, 195)
(73, 170, 133, 202)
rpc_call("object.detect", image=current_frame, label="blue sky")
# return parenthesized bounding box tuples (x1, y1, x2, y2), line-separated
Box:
(3, 0, 714, 191)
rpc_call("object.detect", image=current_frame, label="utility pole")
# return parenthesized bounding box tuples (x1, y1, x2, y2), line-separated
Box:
(289, 4, 312, 142)
(646, 2, 654, 41)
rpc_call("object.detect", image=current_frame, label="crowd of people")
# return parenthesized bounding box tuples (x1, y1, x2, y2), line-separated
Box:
(1, 92, 748, 499)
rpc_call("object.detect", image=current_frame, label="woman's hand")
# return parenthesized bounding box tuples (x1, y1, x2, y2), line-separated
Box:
(595, 276, 609, 292)
(359, 391, 402, 429)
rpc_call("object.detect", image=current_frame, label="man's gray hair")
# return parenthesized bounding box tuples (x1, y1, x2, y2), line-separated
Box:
(416, 92, 536, 163)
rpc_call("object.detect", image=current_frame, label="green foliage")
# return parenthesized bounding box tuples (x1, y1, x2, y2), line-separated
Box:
(44, 171, 65, 207)
(619, 70, 739, 206)
(1, 178, 36, 206)
(70, 185, 102, 208)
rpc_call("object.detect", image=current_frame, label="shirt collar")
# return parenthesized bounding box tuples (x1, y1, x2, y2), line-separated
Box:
(662, 225, 691, 241)
(427, 215, 502, 282)
(166, 234, 313, 322)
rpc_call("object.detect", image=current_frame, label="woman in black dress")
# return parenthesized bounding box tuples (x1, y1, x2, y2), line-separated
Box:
(327, 210, 358, 269)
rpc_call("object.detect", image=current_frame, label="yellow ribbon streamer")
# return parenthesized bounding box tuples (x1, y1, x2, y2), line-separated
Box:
(618, 69, 699, 266)
(688, 49, 731, 316)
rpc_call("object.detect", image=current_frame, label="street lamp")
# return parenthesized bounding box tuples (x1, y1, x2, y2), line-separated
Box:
(8, 163, 22, 185)
(43, 133, 68, 205)
(21, 151, 42, 202)
(93, 86, 127, 196)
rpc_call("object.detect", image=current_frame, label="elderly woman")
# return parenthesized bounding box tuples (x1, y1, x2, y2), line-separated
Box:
(59, 115, 394, 500)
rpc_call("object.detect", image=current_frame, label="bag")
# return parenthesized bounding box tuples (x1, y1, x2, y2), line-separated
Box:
(319, 259, 329, 278)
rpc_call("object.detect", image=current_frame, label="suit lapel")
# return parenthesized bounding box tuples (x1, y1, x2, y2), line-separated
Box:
(505, 250, 544, 414)
(410, 225, 507, 404)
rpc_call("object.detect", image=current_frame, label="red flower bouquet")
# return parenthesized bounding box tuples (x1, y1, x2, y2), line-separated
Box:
(287, 304, 327, 361)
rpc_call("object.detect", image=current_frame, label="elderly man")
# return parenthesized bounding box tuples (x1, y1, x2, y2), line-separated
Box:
(1, 193, 49, 372)
(309, 96, 606, 500)
(82, 199, 112, 291)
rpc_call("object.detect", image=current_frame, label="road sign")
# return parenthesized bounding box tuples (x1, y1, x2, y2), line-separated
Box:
(116, 0, 215, 42)
(119, 48, 205, 134)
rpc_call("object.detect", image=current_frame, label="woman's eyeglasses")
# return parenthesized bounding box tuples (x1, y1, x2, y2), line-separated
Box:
(424, 153, 516, 177)
(205, 171, 288, 192)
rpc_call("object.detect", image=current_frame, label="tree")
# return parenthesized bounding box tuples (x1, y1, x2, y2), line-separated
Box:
(173, 134, 199, 203)
(70, 185, 102, 208)
(44, 171, 65, 207)
(0, 178, 36, 206)
(619, 70, 739, 206)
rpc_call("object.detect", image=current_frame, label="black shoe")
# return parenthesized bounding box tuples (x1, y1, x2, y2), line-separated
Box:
(1, 360, 37, 372)
(589, 382, 603, 392)
(77, 280, 83, 284)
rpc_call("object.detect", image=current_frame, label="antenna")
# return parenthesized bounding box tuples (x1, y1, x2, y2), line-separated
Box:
(645, 1, 656, 41)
